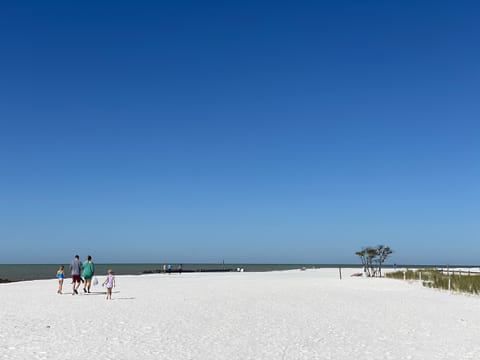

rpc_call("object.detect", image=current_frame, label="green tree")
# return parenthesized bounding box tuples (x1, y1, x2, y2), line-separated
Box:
(375, 245, 393, 277)
(355, 245, 393, 277)
(355, 249, 368, 276)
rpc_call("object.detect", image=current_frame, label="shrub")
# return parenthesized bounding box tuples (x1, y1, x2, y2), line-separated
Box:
(387, 269, 480, 295)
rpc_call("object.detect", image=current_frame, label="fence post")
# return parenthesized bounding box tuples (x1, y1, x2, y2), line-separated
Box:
(339, 267, 342, 280)
(419, 271, 422, 282)
(403, 271, 406, 281)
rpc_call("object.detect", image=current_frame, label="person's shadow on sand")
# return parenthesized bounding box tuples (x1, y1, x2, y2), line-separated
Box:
(62, 291, 121, 296)
(61, 291, 134, 299)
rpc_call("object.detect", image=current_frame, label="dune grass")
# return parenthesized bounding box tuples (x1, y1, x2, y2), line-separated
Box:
(386, 269, 480, 295)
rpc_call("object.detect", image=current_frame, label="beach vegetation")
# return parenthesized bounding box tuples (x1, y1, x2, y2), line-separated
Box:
(386, 269, 480, 295)
(355, 245, 393, 277)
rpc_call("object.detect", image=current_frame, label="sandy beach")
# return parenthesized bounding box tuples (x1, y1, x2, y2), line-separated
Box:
(1, 268, 479, 360)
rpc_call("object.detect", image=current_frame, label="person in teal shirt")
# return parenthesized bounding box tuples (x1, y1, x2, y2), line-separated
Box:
(82, 255, 95, 293)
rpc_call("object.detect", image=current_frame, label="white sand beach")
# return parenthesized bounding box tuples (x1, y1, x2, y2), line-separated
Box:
(1, 268, 479, 360)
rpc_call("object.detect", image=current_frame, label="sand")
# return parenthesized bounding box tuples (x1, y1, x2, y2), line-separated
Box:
(1, 268, 479, 360)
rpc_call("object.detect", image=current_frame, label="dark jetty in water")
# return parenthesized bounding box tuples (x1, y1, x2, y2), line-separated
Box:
(142, 268, 235, 274)
(0, 278, 14, 283)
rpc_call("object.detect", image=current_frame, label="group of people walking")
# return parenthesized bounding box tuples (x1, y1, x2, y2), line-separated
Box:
(56, 254, 115, 300)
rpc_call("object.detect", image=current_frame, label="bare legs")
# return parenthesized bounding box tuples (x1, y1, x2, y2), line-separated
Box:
(106, 287, 112, 300)
(83, 279, 92, 293)
(72, 280, 80, 294)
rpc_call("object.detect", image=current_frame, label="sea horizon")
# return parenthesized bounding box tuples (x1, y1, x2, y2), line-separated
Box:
(1, 262, 479, 282)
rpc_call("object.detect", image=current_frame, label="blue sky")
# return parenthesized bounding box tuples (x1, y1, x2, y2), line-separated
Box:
(1, 1, 479, 264)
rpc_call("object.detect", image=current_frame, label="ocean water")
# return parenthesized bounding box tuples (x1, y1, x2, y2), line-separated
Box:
(0, 263, 363, 281)
(1, 263, 471, 282)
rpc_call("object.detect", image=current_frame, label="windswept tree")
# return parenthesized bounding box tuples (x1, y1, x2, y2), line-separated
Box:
(355, 245, 393, 277)
(355, 249, 368, 275)
(375, 245, 393, 277)
(366, 247, 377, 276)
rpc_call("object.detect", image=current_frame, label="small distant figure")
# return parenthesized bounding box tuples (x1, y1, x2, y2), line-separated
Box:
(82, 255, 95, 293)
(56, 266, 65, 294)
(102, 269, 115, 300)
(70, 255, 83, 295)
(167, 264, 172, 274)
(177, 264, 183, 274)
(393, 263, 397, 271)
(163, 264, 167, 273)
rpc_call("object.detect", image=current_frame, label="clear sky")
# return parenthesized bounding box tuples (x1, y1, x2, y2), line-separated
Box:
(1, 1, 479, 265)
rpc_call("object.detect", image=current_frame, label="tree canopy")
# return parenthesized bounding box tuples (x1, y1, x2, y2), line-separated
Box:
(356, 245, 393, 277)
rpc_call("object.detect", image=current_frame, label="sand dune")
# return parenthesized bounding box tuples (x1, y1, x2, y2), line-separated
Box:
(1, 268, 479, 359)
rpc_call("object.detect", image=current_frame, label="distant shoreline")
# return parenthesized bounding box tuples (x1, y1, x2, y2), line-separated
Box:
(1, 263, 478, 283)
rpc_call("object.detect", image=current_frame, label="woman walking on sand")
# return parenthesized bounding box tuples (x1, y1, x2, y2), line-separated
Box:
(81, 255, 95, 293)
(102, 269, 115, 300)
